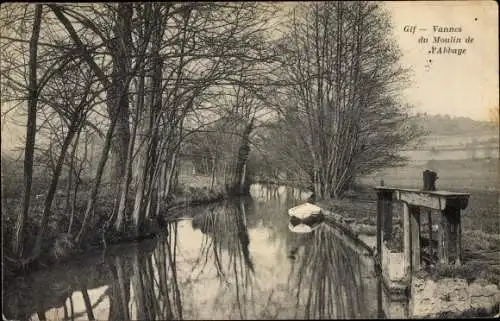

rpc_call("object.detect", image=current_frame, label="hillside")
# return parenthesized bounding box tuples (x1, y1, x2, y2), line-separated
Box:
(412, 113, 498, 137)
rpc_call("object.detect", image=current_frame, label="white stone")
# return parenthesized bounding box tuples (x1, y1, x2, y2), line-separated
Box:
(484, 284, 500, 296)
(288, 202, 322, 219)
(471, 295, 495, 312)
(469, 282, 486, 297)
(388, 252, 406, 282)
(494, 292, 500, 305)
(411, 277, 490, 318)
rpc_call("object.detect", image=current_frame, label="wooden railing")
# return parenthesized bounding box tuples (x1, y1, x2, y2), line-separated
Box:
(375, 170, 470, 280)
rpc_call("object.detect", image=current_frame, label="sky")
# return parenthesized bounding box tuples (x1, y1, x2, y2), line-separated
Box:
(385, 0, 498, 121)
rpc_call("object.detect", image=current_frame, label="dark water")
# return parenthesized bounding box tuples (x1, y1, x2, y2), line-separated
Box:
(3, 184, 387, 320)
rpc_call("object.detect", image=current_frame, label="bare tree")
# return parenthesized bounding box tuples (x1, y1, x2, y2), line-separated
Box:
(12, 4, 42, 259)
(271, 2, 420, 199)
(30, 63, 99, 259)
(2, 2, 280, 263)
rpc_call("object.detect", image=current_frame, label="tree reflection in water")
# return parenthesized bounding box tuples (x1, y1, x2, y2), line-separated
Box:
(3, 188, 381, 321)
(106, 255, 131, 320)
(191, 199, 255, 319)
(127, 223, 184, 320)
(290, 222, 367, 319)
(2, 238, 157, 321)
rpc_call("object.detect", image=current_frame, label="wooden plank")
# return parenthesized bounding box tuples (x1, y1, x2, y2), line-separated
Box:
(397, 190, 445, 210)
(445, 207, 462, 265)
(427, 209, 433, 244)
(436, 206, 462, 265)
(403, 202, 411, 278)
(377, 192, 384, 257)
(374, 186, 469, 198)
(382, 192, 393, 243)
(438, 211, 449, 264)
(410, 205, 421, 272)
(375, 189, 469, 207)
(456, 213, 462, 265)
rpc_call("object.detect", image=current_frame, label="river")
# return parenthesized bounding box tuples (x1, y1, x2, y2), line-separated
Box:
(3, 184, 388, 320)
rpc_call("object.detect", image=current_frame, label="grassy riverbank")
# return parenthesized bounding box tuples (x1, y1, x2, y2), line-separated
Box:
(2, 174, 228, 277)
(317, 159, 500, 285)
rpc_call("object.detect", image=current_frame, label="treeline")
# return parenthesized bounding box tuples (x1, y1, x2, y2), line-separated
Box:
(412, 113, 498, 136)
(1, 3, 279, 265)
(1, 2, 422, 266)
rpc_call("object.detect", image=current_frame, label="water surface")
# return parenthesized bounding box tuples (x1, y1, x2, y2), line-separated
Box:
(4, 184, 384, 320)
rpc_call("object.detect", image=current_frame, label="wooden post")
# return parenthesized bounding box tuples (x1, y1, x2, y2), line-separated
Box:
(456, 212, 462, 265)
(423, 170, 438, 191)
(383, 192, 393, 243)
(438, 209, 450, 264)
(427, 210, 433, 245)
(445, 206, 462, 265)
(422, 170, 438, 265)
(403, 202, 411, 278)
(410, 205, 421, 272)
(376, 188, 393, 268)
(376, 276, 385, 318)
(376, 191, 384, 257)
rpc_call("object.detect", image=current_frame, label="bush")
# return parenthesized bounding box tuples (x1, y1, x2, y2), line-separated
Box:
(416, 261, 498, 285)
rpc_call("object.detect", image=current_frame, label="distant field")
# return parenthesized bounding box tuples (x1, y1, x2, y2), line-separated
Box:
(400, 148, 498, 162)
(361, 158, 499, 191)
(361, 158, 499, 235)
(418, 133, 498, 149)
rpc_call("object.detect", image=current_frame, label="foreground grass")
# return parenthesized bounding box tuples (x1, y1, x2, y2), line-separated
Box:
(316, 180, 500, 285)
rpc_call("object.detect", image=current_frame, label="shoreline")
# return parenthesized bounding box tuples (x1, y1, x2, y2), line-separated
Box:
(3, 191, 229, 279)
(315, 200, 500, 318)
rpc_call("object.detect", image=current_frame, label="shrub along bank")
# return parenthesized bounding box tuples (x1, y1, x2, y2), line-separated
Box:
(2, 180, 229, 278)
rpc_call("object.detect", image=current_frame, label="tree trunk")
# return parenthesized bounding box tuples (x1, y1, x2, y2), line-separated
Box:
(113, 72, 143, 233)
(31, 114, 81, 258)
(131, 14, 164, 234)
(65, 126, 82, 212)
(108, 4, 133, 182)
(75, 115, 119, 244)
(68, 130, 88, 234)
(13, 4, 42, 259)
(210, 154, 217, 189)
(163, 150, 178, 200)
(131, 152, 149, 236)
(230, 122, 253, 196)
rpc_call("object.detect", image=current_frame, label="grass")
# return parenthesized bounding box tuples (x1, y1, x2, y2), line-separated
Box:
(361, 158, 499, 191)
(318, 158, 499, 284)
(1, 187, 135, 276)
(1, 166, 229, 277)
(415, 261, 498, 285)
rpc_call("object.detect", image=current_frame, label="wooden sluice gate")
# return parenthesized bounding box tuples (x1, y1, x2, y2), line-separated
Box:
(375, 170, 470, 283)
